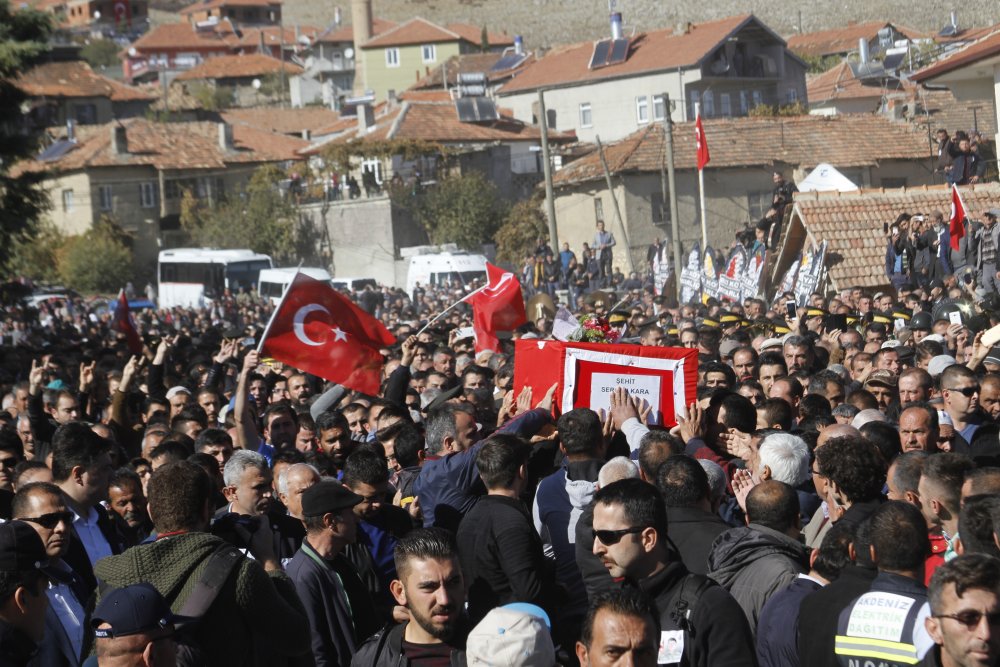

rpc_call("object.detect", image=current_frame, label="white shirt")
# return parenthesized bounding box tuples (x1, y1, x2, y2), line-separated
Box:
(71, 505, 113, 565)
(47, 560, 85, 662)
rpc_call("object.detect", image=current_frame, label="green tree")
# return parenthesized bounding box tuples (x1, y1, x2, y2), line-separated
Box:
(80, 38, 119, 68)
(495, 194, 547, 263)
(7, 222, 65, 282)
(0, 0, 53, 273)
(59, 217, 134, 292)
(181, 164, 306, 264)
(413, 171, 507, 250)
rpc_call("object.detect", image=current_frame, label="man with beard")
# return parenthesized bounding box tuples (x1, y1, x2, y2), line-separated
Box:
(12, 482, 83, 667)
(219, 450, 304, 561)
(315, 411, 356, 471)
(922, 554, 1000, 667)
(107, 468, 153, 544)
(352, 528, 469, 666)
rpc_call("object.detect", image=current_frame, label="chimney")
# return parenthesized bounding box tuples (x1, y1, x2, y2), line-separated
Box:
(674, 22, 691, 36)
(218, 122, 234, 151)
(334, 6, 341, 26)
(858, 37, 869, 64)
(301, 128, 311, 141)
(951, 10, 958, 28)
(357, 102, 375, 133)
(610, 12, 623, 40)
(514, 35, 523, 55)
(111, 125, 128, 154)
(66, 119, 76, 142)
(351, 0, 373, 95)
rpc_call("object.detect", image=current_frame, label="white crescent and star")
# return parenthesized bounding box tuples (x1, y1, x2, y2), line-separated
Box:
(292, 304, 348, 346)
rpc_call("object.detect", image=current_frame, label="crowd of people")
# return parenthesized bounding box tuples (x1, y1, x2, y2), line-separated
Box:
(0, 225, 1000, 667)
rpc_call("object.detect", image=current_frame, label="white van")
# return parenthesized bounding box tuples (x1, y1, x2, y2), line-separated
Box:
(258, 267, 332, 304)
(330, 277, 378, 292)
(405, 252, 488, 295)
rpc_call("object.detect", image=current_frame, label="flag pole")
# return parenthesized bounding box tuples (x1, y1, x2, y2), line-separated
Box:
(696, 102, 708, 251)
(416, 283, 488, 337)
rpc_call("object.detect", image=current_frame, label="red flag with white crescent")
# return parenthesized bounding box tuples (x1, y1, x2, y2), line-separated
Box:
(695, 114, 710, 171)
(465, 262, 527, 353)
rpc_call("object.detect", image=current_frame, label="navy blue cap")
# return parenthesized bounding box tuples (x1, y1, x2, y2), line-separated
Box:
(0, 522, 47, 573)
(92, 583, 179, 639)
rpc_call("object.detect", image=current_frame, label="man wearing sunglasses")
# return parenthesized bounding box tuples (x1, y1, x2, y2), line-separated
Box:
(11, 481, 85, 667)
(591, 479, 755, 667)
(940, 365, 983, 451)
(923, 553, 1000, 667)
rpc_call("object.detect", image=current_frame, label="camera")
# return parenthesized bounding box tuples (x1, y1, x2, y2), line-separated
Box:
(210, 512, 260, 549)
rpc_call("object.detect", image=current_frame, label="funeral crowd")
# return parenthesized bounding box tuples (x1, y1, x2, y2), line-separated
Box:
(1, 230, 1000, 667)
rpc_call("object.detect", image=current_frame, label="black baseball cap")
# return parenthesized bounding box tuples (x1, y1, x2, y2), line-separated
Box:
(0, 522, 47, 573)
(301, 481, 364, 518)
(92, 583, 181, 639)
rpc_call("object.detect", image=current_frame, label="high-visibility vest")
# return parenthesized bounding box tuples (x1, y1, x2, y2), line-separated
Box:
(834, 589, 924, 666)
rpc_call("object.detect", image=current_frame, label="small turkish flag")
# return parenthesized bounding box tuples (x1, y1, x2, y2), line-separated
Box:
(949, 184, 967, 251)
(465, 263, 527, 353)
(259, 273, 395, 395)
(113, 290, 143, 354)
(695, 114, 710, 171)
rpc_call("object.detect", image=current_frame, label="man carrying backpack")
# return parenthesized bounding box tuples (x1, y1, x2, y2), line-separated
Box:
(590, 479, 755, 666)
(93, 461, 311, 667)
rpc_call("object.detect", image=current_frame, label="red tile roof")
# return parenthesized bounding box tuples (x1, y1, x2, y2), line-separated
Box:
(20, 118, 307, 173)
(129, 21, 237, 51)
(300, 100, 571, 155)
(362, 17, 511, 48)
(934, 26, 994, 45)
(807, 61, 907, 103)
(409, 52, 530, 90)
(234, 25, 321, 49)
(175, 53, 302, 80)
(221, 107, 342, 135)
(179, 0, 280, 16)
(15, 61, 158, 102)
(316, 18, 397, 44)
(911, 28, 1000, 83)
(787, 185, 1000, 291)
(785, 21, 924, 58)
(497, 14, 771, 95)
(552, 115, 933, 186)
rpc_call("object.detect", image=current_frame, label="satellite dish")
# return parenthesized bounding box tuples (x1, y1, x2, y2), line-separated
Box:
(344, 47, 354, 59)
(128, 46, 137, 56)
(252, 78, 261, 90)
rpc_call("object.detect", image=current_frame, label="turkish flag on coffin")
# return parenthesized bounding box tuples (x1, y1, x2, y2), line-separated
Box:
(260, 273, 395, 395)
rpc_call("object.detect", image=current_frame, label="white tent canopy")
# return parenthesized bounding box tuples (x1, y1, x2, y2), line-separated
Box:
(797, 163, 859, 193)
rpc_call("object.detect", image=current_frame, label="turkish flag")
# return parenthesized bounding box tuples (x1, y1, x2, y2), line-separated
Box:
(695, 114, 710, 171)
(465, 262, 527, 353)
(113, 290, 143, 354)
(949, 184, 967, 251)
(259, 273, 395, 394)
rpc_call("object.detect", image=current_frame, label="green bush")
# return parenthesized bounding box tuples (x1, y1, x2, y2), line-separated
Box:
(58, 217, 133, 293)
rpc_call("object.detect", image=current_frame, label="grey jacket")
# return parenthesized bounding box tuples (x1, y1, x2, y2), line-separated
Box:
(707, 523, 809, 636)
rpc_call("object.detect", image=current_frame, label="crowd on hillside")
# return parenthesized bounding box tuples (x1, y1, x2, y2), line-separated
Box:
(0, 216, 1000, 667)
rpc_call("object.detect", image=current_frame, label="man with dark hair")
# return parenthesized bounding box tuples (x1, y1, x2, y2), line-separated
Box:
(757, 352, 788, 396)
(534, 408, 606, 636)
(286, 480, 380, 667)
(940, 365, 983, 448)
(815, 435, 887, 526)
(591, 479, 755, 667)
(834, 501, 933, 667)
(957, 495, 1000, 558)
(12, 482, 83, 667)
(233, 351, 297, 466)
(923, 554, 1000, 667)
(732, 346, 759, 383)
(769, 377, 804, 412)
(709, 481, 810, 634)
(656, 455, 728, 575)
(456, 434, 555, 625)
(94, 461, 311, 667)
(0, 432, 24, 495)
(0, 522, 49, 664)
(702, 361, 737, 390)
(108, 467, 153, 544)
(684, 391, 757, 484)
(809, 370, 847, 409)
(757, 397, 794, 431)
(342, 403, 370, 442)
(921, 453, 977, 583)
(636, 431, 682, 482)
(194, 428, 233, 474)
(391, 425, 425, 502)
(576, 589, 660, 667)
(888, 451, 929, 505)
(352, 528, 469, 665)
(51, 422, 123, 596)
(342, 449, 412, 619)
(315, 410, 354, 468)
(756, 523, 854, 667)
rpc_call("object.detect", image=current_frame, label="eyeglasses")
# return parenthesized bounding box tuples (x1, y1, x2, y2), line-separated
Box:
(593, 527, 647, 545)
(20, 511, 74, 529)
(945, 385, 980, 397)
(934, 610, 1000, 628)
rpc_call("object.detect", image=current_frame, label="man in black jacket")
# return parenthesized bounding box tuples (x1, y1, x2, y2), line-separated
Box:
(591, 479, 755, 667)
(921, 554, 1000, 667)
(656, 455, 728, 575)
(457, 434, 557, 626)
(351, 528, 469, 667)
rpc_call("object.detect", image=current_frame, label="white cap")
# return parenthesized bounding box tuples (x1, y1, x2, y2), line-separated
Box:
(760, 337, 783, 352)
(466, 607, 554, 667)
(165, 386, 191, 399)
(927, 355, 958, 378)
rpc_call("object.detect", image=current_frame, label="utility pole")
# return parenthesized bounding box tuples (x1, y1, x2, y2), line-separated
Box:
(538, 89, 558, 249)
(596, 135, 635, 275)
(662, 93, 681, 299)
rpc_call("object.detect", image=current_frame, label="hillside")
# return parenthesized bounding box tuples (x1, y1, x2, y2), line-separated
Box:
(275, 0, 999, 49)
